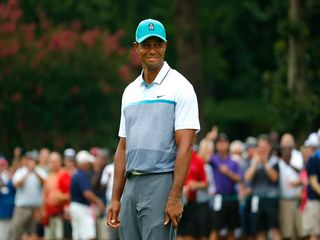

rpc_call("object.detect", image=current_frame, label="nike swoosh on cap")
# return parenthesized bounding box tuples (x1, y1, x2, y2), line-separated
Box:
(157, 95, 165, 98)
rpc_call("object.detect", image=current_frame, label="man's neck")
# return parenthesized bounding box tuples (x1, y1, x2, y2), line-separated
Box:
(143, 62, 164, 85)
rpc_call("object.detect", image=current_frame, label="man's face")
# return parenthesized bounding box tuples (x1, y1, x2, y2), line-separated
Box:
(257, 139, 271, 159)
(48, 153, 61, 172)
(134, 37, 167, 70)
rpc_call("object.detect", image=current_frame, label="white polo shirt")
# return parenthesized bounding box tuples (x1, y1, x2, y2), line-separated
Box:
(13, 166, 47, 207)
(119, 61, 200, 174)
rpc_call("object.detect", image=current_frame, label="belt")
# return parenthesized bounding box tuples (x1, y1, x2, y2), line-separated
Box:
(130, 170, 144, 176)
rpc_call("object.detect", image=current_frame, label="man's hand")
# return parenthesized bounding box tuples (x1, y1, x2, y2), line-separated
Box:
(107, 199, 121, 229)
(164, 198, 183, 229)
(218, 165, 230, 175)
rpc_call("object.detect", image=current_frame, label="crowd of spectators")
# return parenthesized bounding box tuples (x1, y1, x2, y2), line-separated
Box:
(1, 127, 320, 240)
(177, 127, 320, 240)
(0, 146, 119, 240)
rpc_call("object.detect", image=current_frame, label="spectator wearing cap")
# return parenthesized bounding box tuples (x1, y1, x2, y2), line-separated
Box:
(64, 148, 77, 177)
(107, 18, 199, 239)
(209, 133, 241, 240)
(43, 152, 71, 240)
(303, 132, 320, 239)
(11, 151, 47, 240)
(244, 135, 281, 240)
(69, 150, 104, 240)
(0, 157, 15, 240)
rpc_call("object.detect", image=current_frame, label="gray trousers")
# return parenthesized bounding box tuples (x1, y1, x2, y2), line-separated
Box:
(119, 173, 176, 240)
(11, 206, 37, 240)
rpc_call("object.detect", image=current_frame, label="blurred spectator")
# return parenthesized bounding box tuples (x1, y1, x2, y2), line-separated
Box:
(198, 137, 215, 196)
(178, 149, 209, 240)
(230, 140, 245, 169)
(64, 148, 77, 176)
(38, 148, 50, 172)
(43, 152, 71, 240)
(11, 151, 47, 240)
(62, 148, 76, 239)
(100, 156, 121, 240)
(209, 133, 241, 240)
(0, 157, 15, 240)
(70, 150, 104, 240)
(269, 131, 280, 157)
(303, 132, 320, 239)
(238, 137, 257, 239)
(280, 133, 304, 171)
(11, 146, 23, 173)
(244, 135, 281, 240)
(91, 147, 110, 240)
(91, 147, 109, 202)
(278, 146, 303, 239)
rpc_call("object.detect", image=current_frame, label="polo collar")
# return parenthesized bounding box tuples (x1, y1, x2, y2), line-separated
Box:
(140, 61, 171, 87)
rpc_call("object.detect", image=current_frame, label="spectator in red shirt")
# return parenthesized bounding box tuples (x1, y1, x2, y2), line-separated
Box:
(177, 150, 209, 240)
(43, 152, 71, 240)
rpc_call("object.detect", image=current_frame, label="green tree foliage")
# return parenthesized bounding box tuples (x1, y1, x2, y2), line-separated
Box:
(1, 0, 319, 156)
(0, 0, 139, 154)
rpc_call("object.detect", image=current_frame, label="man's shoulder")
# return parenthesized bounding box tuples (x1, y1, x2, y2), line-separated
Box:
(167, 68, 193, 88)
(122, 76, 141, 95)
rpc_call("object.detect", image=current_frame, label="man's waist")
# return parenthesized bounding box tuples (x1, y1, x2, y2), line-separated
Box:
(127, 171, 172, 178)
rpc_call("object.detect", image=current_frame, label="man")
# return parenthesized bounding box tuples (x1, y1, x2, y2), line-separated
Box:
(209, 133, 241, 240)
(101, 156, 120, 240)
(11, 151, 47, 240)
(278, 146, 303, 239)
(177, 149, 209, 240)
(0, 157, 15, 240)
(280, 133, 304, 171)
(43, 152, 71, 240)
(107, 18, 200, 240)
(244, 135, 281, 240)
(303, 132, 320, 239)
(70, 150, 104, 240)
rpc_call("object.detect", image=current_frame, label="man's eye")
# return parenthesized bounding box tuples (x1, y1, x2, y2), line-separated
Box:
(141, 43, 149, 48)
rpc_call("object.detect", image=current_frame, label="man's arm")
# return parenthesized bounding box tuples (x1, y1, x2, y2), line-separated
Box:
(107, 137, 126, 229)
(309, 175, 320, 196)
(164, 129, 195, 229)
(244, 159, 258, 182)
(83, 190, 105, 213)
(264, 163, 278, 183)
(219, 165, 241, 183)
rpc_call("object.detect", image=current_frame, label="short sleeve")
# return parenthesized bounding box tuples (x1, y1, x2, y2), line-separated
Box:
(78, 174, 91, 193)
(198, 161, 207, 182)
(306, 156, 318, 176)
(58, 171, 71, 193)
(100, 165, 110, 185)
(12, 168, 27, 184)
(118, 92, 126, 138)
(232, 161, 240, 175)
(35, 167, 48, 179)
(174, 84, 200, 131)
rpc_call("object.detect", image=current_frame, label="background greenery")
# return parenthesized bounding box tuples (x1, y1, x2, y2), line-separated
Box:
(1, 0, 319, 157)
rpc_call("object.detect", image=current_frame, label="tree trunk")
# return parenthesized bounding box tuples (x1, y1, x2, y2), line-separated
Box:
(173, 0, 206, 134)
(287, 0, 305, 97)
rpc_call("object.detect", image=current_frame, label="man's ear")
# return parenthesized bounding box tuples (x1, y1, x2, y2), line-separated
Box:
(133, 42, 138, 50)
(164, 41, 168, 47)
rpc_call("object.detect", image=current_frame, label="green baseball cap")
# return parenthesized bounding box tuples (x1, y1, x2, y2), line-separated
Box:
(135, 19, 167, 43)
